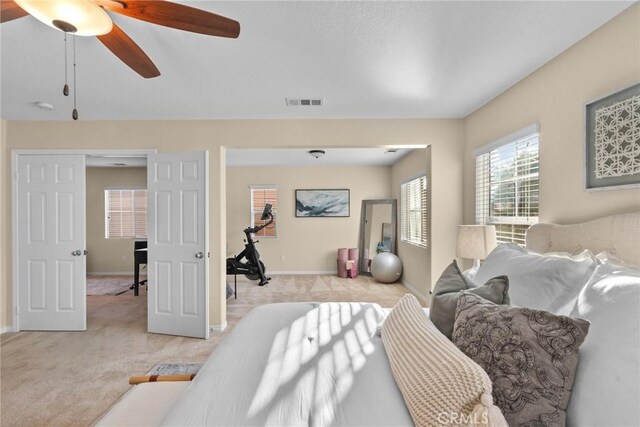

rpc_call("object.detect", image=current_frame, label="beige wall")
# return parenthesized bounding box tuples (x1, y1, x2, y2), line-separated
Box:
(86, 168, 147, 275)
(227, 165, 391, 273)
(463, 5, 640, 226)
(2, 119, 463, 329)
(1, 120, 8, 330)
(391, 148, 431, 302)
(391, 128, 464, 301)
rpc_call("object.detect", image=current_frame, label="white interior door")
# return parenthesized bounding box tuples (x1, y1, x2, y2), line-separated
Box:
(147, 151, 209, 338)
(16, 155, 86, 331)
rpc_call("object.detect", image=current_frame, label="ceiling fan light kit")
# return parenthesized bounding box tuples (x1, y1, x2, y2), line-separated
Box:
(14, 0, 112, 36)
(2, 0, 241, 120)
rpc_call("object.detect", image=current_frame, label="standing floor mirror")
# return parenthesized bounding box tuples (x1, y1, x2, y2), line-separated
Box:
(358, 199, 397, 275)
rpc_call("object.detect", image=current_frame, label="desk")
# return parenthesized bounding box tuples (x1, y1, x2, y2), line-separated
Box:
(133, 248, 147, 296)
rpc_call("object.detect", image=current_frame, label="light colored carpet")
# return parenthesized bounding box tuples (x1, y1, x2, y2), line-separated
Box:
(86, 275, 146, 296)
(1, 274, 412, 426)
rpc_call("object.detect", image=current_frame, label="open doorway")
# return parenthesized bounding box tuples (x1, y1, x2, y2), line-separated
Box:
(222, 146, 433, 316)
(223, 146, 426, 287)
(13, 149, 210, 338)
(85, 156, 148, 302)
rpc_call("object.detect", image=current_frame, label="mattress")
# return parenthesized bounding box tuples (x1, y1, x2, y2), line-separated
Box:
(161, 302, 413, 426)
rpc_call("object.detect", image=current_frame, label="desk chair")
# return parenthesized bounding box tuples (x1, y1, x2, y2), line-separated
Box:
(131, 241, 148, 296)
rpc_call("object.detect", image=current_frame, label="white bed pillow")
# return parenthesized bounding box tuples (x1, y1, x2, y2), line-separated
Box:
(566, 261, 640, 427)
(472, 243, 597, 315)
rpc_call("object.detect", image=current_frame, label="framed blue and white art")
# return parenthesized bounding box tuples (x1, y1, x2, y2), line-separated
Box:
(295, 189, 350, 217)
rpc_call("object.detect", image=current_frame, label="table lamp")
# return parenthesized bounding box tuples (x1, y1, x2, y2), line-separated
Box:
(456, 225, 497, 271)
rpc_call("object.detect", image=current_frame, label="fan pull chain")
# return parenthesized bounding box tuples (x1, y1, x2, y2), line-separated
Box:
(63, 32, 69, 96)
(72, 34, 78, 120)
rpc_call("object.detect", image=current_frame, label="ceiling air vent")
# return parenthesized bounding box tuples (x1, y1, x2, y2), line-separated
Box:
(286, 97, 323, 107)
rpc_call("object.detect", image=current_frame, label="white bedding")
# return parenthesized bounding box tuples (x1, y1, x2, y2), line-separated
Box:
(162, 302, 413, 426)
(99, 214, 639, 426)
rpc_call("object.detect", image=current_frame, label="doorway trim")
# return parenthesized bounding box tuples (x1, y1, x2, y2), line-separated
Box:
(11, 149, 156, 332)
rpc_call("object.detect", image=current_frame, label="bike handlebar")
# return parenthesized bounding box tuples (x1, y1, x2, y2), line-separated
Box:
(244, 212, 274, 234)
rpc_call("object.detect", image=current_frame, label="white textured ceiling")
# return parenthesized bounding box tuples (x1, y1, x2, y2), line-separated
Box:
(226, 147, 416, 167)
(85, 155, 147, 167)
(83, 148, 416, 167)
(0, 1, 633, 121)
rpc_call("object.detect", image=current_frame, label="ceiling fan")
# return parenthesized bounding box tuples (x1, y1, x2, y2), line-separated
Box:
(0, 0, 240, 78)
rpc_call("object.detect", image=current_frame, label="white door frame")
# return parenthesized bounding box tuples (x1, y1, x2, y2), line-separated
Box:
(11, 149, 157, 332)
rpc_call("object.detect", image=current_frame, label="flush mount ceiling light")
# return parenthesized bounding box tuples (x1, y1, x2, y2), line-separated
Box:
(33, 101, 55, 110)
(309, 150, 326, 159)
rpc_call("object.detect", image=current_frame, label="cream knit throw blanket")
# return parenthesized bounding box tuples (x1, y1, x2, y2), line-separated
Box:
(382, 294, 508, 427)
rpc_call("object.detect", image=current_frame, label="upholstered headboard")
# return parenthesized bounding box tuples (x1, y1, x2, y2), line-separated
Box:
(526, 212, 640, 266)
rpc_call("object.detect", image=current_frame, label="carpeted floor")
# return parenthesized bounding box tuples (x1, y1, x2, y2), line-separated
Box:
(0, 274, 412, 426)
(86, 275, 146, 296)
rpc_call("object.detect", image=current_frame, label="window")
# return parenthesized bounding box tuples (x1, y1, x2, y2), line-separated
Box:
(105, 189, 147, 239)
(400, 174, 428, 248)
(475, 125, 539, 246)
(250, 186, 277, 237)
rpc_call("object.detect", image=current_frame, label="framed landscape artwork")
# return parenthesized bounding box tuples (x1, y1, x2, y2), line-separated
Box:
(585, 83, 640, 190)
(295, 189, 350, 217)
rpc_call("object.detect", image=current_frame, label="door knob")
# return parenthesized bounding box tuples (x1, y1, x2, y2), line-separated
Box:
(195, 252, 204, 259)
(71, 250, 82, 256)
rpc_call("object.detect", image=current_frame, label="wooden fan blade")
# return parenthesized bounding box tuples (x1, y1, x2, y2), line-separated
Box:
(97, 22, 160, 78)
(1, 0, 28, 23)
(102, 0, 240, 39)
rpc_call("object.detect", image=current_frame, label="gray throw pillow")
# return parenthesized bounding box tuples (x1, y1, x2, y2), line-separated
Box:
(453, 293, 590, 427)
(429, 260, 509, 339)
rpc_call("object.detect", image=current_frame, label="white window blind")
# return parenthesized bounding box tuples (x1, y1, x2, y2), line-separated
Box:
(250, 186, 277, 237)
(105, 189, 147, 239)
(475, 130, 539, 246)
(400, 174, 428, 248)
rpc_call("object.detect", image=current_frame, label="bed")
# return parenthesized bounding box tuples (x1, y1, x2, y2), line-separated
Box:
(97, 212, 640, 427)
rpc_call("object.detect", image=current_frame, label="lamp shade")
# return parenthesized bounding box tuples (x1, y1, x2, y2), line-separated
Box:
(456, 225, 497, 260)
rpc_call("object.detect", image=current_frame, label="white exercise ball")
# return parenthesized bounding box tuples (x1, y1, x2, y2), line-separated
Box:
(371, 252, 403, 283)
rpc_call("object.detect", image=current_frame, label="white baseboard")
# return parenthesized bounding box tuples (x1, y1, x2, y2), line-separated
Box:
(209, 322, 227, 333)
(88, 272, 144, 276)
(267, 270, 337, 275)
(401, 278, 430, 305)
(0, 326, 16, 334)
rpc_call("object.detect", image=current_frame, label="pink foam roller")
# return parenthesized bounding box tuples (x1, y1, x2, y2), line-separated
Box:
(348, 248, 359, 260)
(337, 248, 349, 261)
(337, 259, 348, 278)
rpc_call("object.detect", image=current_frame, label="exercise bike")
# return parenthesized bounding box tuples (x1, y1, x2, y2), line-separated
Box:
(226, 203, 273, 286)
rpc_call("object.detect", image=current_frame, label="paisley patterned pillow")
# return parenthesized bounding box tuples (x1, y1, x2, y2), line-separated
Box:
(452, 293, 590, 426)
